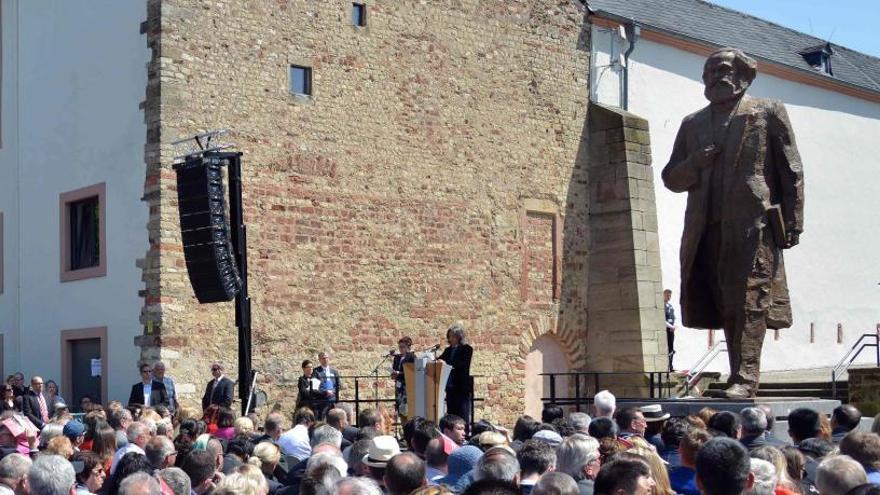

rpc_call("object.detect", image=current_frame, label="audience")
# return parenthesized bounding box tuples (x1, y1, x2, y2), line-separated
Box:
(14, 361, 880, 495)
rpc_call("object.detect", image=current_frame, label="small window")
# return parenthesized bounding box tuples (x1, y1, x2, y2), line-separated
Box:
(352, 3, 367, 27)
(60, 183, 106, 282)
(289, 65, 312, 96)
(799, 43, 833, 76)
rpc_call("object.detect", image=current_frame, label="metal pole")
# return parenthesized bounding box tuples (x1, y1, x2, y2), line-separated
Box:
(226, 152, 252, 417)
(575, 376, 581, 412)
(354, 378, 361, 425)
(549, 375, 557, 405)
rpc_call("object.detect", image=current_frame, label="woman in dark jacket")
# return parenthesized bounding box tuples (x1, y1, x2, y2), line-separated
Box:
(391, 336, 416, 418)
(296, 360, 323, 413)
(0, 384, 19, 412)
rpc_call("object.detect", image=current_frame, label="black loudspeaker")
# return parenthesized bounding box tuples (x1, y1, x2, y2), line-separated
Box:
(175, 156, 241, 303)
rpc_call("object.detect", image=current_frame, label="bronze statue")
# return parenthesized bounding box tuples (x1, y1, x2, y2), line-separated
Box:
(662, 48, 805, 399)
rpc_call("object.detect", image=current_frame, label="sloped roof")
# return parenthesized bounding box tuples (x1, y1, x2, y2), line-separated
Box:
(586, 0, 880, 95)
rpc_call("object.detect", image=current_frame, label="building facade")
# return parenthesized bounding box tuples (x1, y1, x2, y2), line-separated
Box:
(0, 0, 150, 404)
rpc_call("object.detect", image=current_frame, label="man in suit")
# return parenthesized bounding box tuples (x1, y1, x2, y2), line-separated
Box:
(313, 352, 341, 420)
(21, 376, 50, 430)
(438, 323, 473, 427)
(202, 362, 234, 411)
(662, 47, 804, 399)
(128, 363, 169, 407)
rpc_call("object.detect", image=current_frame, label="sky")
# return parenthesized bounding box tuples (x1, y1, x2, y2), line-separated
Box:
(707, 0, 880, 58)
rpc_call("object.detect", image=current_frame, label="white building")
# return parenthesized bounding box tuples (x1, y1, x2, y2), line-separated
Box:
(0, 0, 149, 404)
(588, 0, 880, 375)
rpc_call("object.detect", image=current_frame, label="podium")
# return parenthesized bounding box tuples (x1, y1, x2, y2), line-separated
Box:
(403, 356, 452, 422)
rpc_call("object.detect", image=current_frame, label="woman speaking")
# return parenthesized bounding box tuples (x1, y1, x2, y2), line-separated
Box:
(438, 323, 473, 424)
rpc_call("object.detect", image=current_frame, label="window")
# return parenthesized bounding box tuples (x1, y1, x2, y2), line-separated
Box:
(800, 43, 833, 76)
(0, 212, 4, 295)
(60, 183, 106, 282)
(352, 3, 367, 27)
(289, 65, 312, 96)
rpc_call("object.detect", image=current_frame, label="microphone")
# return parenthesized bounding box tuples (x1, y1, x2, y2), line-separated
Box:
(386, 349, 396, 357)
(429, 344, 441, 352)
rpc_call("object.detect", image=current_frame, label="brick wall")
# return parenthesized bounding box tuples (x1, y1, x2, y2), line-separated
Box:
(137, 0, 657, 425)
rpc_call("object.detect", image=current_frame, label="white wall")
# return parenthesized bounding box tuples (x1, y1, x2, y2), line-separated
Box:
(593, 27, 880, 375)
(0, 0, 149, 402)
(0, 0, 21, 375)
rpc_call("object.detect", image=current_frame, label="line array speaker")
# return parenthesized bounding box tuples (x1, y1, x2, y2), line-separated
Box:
(175, 156, 242, 303)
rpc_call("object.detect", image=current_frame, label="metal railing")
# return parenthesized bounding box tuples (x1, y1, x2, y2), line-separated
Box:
(304, 374, 487, 428)
(683, 340, 727, 397)
(540, 371, 676, 411)
(831, 333, 880, 399)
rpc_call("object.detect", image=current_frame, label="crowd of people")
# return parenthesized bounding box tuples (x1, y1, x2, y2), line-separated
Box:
(1, 363, 880, 495)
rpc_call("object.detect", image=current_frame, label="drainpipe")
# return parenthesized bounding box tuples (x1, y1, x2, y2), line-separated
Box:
(622, 21, 639, 110)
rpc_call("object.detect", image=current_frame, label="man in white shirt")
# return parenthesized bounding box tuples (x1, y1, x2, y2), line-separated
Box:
(127, 364, 168, 408)
(111, 422, 151, 474)
(277, 408, 315, 464)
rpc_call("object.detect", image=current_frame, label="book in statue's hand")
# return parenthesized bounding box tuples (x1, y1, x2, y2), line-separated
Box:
(766, 205, 787, 248)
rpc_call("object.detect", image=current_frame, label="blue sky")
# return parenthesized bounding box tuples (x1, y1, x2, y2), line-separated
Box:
(708, 0, 880, 57)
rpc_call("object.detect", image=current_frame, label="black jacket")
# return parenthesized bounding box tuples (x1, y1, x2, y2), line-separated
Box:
(21, 390, 48, 429)
(296, 376, 323, 410)
(202, 376, 235, 410)
(439, 344, 474, 394)
(392, 352, 416, 386)
(128, 381, 169, 407)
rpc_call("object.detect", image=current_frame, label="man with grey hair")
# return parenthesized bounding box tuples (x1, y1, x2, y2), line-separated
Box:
(556, 434, 600, 495)
(152, 361, 177, 414)
(254, 412, 284, 444)
(815, 455, 867, 495)
(336, 476, 383, 495)
(28, 455, 75, 495)
(311, 424, 343, 449)
(740, 407, 769, 450)
(307, 452, 348, 479)
(118, 471, 161, 495)
(569, 413, 591, 435)
(111, 422, 151, 474)
(593, 391, 615, 418)
(474, 447, 520, 485)
(533, 472, 580, 495)
(145, 435, 177, 470)
(158, 467, 191, 495)
(745, 458, 777, 495)
(0, 453, 32, 495)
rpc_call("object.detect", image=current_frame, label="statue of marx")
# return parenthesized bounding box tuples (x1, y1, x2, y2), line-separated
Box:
(662, 48, 805, 399)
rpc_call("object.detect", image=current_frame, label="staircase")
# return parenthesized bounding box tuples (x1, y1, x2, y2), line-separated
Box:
(706, 380, 848, 401)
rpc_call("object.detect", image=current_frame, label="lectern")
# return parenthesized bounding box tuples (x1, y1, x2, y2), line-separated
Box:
(403, 356, 452, 422)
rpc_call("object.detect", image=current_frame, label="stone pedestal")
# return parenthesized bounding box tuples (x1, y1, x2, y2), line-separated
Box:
(848, 367, 880, 416)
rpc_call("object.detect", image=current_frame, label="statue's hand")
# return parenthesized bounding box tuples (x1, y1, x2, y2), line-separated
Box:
(693, 145, 720, 168)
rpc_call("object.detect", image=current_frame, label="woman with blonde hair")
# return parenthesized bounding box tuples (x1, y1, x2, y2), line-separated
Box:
(248, 441, 283, 491)
(751, 446, 801, 494)
(46, 436, 75, 460)
(234, 416, 255, 438)
(214, 464, 269, 495)
(625, 445, 675, 495)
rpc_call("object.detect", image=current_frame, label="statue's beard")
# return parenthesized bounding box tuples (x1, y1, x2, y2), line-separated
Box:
(704, 79, 745, 104)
